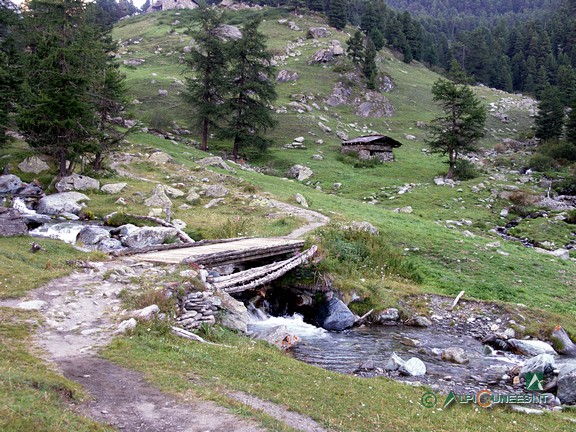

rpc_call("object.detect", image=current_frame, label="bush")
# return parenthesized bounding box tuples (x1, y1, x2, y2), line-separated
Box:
(453, 160, 480, 180)
(528, 154, 558, 172)
(509, 190, 540, 217)
(543, 142, 576, 163)
(554, 174, 576, 195)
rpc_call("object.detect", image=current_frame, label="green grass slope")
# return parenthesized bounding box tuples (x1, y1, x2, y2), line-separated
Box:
(111, 8, 575, 327)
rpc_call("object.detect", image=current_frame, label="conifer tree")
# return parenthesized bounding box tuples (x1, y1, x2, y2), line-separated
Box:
(426, 79, 486, 179)
(346, 30, 364, 65)
(328, 0, 347, 31)
(362, 39, 377, 90)
(0, 0, 20, 146)
(182, 5, 227, 151)
(566, 102, 576, 145)
(220, 18, 277, 160)
(17, 0, 108, 177)
(534, 86, 565, 142)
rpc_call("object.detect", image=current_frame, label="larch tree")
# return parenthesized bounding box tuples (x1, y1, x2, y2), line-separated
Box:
(534, 86, 565, 142)
(0, 0, 20, 146)
(219, 18, 277, 161)
(426, 78, 486, 179)
(346, 30, 364, 65)
(17, 0, 106, 177)
(182, 5, 228, 152)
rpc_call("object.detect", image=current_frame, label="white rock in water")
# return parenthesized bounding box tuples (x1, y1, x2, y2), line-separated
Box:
(399, 357, 426, 376)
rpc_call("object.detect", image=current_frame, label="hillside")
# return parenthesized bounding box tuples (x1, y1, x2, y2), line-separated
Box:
(1, 5, 576, 432)
(110, 8, 575, 316)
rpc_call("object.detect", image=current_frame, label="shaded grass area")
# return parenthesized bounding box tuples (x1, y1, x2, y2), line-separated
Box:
(104, 327, 576, 432)
(0, 237, 106, 299)
(0, 308, 110, 432)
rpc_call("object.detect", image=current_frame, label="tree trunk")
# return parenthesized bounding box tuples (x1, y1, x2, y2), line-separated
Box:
(58, 150, 67, 178)
(201, 117, 208, 151)
(93, 152, 103, 171)
(233, 136, 239, 161)
(446, 162, 455, 179)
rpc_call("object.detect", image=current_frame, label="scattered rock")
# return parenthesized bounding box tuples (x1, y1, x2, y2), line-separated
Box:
(115, 318, 137, 334)
(385, 352, 405, 371)
(144, 184, 172, 208)
(551, 326, 576, 356)
(196, 156, 234, 171)
(0, 207, 28, 237)
(214, 291, 248, 333)
(376, 308, 400, 323)
(76, 226, 111, 246)
(131, 304, 160, 321)
(288, 165, 313, 181)
(163, 185, 185, 198)
(251, 325, 301, 350)
(0, 174, 43, 197)
(17, 156, 50, 174)
(405, 315, 432, 328)
(294, 193, 308, 208)
(97, 238, 123, 252)
(349, 221, 378, 235)
(276, 70, 299, 82)
(158, 89, 168, 96)
(557, 363, 576, 404)
(441, 347, 469, 364)
(307, 27, 330, 38)
(148, 152, 171, 165)
(203, 184, 229, 198)
(185, 190, 201, 203)
(215, 24, 242, 40)
(101, 183, 127, 194)
(122, 227, 178, 249)
(55, 174, 100, 192)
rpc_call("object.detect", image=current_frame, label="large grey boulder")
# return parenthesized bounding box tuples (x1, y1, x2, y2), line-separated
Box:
(97, 238, 124, 252)
(307, 27, 331, 38)
(214, 291, 248, 333)
(37, 192, 89, 215)
(55, 174, 100, 192)
(121, 226, 178, 249)
(0, 174, 43, 197)
(76, 226, 110, 245)
(399, 357, 427, 376)
(385, 352, 405, 371)
(215, 24, 242, 40)
(557, 362, 576, 404)
(17, 156, 50, 174)
(144, 184, 172, 208)
(376, 308, 400, 323)
(276, 70, 299, 83)
(148, 151, 171, 165)
(520, 354, 556, 376)
(441, 347, 469, 364)
(507, 339, 557, 356)
(316, 297, 355, 331)
(101, 182, 127, 194)
(288, 165, 313, 181)
(350, 221, 378, 235)
(202, 184, 229, 198)
(0, 207, 28, 236)
(196, 156, 234, 171)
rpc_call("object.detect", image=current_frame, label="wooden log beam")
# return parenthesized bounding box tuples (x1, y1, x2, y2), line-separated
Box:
(182, 241, 305, 267)
(207, 246, 317, 293)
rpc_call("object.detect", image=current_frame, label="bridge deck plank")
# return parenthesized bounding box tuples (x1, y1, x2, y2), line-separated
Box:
(135, 237, 304, 265)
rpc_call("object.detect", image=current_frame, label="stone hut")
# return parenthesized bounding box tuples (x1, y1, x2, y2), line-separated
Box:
(341, 135, 402, 162)
(148, 0, 199, 12)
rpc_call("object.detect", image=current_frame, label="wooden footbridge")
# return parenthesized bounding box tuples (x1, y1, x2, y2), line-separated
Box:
(127, 237, 317, 294)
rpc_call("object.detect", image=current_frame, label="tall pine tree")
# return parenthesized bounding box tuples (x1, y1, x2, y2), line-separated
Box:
(182, 5, 227, 152)
(220, 18, 277, 161)
(17, 0, 107, 177)
(534, 86, 565, 142)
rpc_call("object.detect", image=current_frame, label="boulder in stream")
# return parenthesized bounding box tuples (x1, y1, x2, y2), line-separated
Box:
(507, 338, 557, 356)
(316, 297, 355, 331)
(441, 347, 469, 364)
(399, 357, 426, 376)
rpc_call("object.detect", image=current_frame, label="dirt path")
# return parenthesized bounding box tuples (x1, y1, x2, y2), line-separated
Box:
(1, 259, 330, 432)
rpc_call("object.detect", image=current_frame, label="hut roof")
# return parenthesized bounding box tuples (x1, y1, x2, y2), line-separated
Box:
(341, 135, 403, 148)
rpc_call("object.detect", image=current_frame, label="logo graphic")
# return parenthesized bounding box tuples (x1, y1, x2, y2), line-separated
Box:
(526, 372, 544, 391)
(421, 391, 437, 408)
(443, 391, 456, 409)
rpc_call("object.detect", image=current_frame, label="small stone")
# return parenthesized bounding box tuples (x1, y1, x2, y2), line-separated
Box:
(441, 347, 469, 364)
(17, 300, 47, 310)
